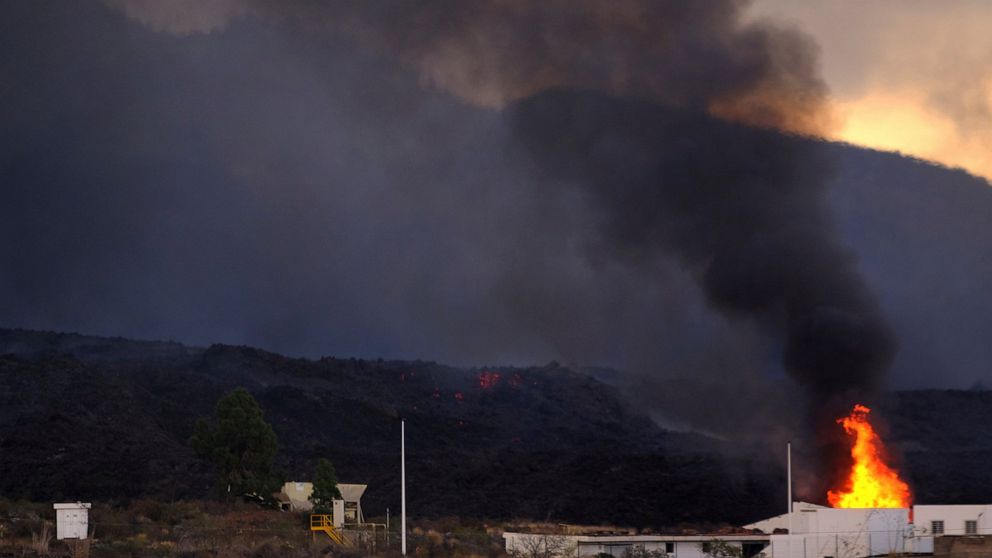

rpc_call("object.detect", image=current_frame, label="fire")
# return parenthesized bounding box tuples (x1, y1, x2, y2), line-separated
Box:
(828, 404, 911, 508)
(478, 371, 501, 389)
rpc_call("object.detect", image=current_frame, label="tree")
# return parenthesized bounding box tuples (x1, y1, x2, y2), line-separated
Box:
(508, 534, 575, 558)
(309, 458, 343, 514)
(190, 387, 281, 501)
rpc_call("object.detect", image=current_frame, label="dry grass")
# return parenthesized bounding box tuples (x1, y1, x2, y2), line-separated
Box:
(30, 521, 52, 556)
(0, 500, 512, 558)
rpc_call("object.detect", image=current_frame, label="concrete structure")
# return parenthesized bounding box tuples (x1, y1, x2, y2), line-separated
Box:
(505, 503, 992, 557)
(933, 534, 992, 557)
(279, 481, 314, 511)
(276, 481, 366, 524)
(912, 504, 992, 536)
(503, 532, 770, 558)
(747, 502, 910, 558)
(904, 504, 992, 555)
(53, 503, 90, 540)
(745, 502, 992, 557)
(338, 483, 367, 524)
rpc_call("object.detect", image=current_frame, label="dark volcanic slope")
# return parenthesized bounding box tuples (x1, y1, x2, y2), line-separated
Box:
(3, 329, 992, 526)
(0, 328, 784, 527)
(880, 390, 992, 505)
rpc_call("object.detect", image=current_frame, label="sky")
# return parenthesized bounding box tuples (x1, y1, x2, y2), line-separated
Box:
(750, 0, 992, 181)
(1, 0, 991, 394)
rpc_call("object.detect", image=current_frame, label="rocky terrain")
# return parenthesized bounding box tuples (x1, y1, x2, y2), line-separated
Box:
(2, 328, 991, 528)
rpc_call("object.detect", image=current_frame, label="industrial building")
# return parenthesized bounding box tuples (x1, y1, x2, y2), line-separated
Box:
(503, 503, 992, 557)
(747, 502, 992, 557)
(275, 481, 367, 524)
(503, 531, 770, 558)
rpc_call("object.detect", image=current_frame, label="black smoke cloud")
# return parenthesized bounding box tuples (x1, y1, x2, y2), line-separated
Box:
(5, 0, 965, 447)
(101, 0, 832, 133)
(110, 0, 891, 401)
(510, 90, 895, 401)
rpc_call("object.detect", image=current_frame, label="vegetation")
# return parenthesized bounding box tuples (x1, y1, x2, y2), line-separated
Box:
(189, 388, 281, 502)
(700, 539, 742, 558)
(7, 330, 992, 526)
(309, 458, 343, 514)
(0, 499, 509, 558)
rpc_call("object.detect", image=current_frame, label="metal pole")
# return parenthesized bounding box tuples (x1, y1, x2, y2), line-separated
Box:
(787, 441, 793, 514)
(401, 420, 407, 556)
(788, 441, 793, 558)
(386, 508, 390, 549)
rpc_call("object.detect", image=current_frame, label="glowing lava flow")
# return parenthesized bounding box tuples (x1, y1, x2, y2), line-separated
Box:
(827, 404, 912, 508)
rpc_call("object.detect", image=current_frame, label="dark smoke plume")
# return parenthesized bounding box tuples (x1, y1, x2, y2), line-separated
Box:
(98, 0, 892, 394)
(102, 0, 833, 134)
(510, 89, 895, 405)
(194, 0, 892, 397)
(5, 0, 902, 478)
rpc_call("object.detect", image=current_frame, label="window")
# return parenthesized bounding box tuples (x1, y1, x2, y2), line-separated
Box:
(605, 543, 631, 557)
(665, 542, 674, 553)
(931, 520, 945, 535)
(702, 542, 712, 553)
(965, 520, 978, 535)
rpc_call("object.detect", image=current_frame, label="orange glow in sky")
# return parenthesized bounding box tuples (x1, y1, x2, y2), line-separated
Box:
(832, 90, 992, 181)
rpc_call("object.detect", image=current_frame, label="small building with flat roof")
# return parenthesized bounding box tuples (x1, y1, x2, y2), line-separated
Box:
(53, 502, 90, 540)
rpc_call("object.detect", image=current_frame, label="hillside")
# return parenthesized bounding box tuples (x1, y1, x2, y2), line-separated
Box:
(2, 0, 991, 395)
(0, 328, 781, 527)
(3, 329, 992, 528)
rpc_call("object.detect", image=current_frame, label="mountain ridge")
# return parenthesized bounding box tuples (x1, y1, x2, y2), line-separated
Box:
(2, 327, 992, 527)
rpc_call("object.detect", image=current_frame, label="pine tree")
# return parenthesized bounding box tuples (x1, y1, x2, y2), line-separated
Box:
(189, 387, 281, 501)
(309, 458, 343, 514)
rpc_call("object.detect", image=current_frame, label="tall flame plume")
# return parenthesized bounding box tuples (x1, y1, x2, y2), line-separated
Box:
(828, 404, 912, 508)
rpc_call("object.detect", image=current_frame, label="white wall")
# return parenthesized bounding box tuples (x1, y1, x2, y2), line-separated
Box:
(745, 502, 828, 534)
(504, 533, 766, 558)
(913, 504, 992, 536)
(53, 503, 90, 540)
(764, 508, 909, 558)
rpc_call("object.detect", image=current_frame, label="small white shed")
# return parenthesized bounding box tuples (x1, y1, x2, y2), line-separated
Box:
(53, 502, 91, 540)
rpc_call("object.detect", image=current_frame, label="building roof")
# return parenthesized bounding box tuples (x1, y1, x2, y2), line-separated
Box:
(281, 481, 366, 503)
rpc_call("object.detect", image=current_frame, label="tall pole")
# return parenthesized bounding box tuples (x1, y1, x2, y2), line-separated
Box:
(787, 441, 793, 514)
(401, 420, 407, 556)
(787, 441, 793, 558)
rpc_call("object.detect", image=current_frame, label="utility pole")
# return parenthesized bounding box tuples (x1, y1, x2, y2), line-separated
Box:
(401, 420, 407, 556)
(788, 441, 793, 558)
(787, 441, 793, 514)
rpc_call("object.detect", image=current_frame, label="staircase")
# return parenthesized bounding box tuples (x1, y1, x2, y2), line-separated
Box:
(309, 514, 348, 545)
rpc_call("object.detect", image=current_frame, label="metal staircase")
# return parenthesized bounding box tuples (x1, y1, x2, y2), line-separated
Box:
(310, 514, 348, 545)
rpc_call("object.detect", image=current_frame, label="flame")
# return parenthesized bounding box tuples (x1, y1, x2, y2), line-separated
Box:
(827, 404, 911, 508)
(478, 371, 502, 389)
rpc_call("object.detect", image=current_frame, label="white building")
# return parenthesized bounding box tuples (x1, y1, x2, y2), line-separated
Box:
(503, 531, 771, 558)
(746, 503, 910, 558)
(276, 481, 366, 524)
(746, 502, 992, 557)
(53, 502, 90, 540)
(505, 503, 992, 558)
(912, 504, 992, 536)
(904, 504, 992, 555)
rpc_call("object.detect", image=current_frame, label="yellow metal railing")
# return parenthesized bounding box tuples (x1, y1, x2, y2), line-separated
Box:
(309, 514, 347, 545)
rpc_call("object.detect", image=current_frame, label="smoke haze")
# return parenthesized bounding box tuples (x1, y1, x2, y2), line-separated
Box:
(3, 1, 992, 467)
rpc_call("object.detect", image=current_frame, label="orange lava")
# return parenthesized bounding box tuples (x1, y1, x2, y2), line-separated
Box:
(827, 404, 912, 508)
